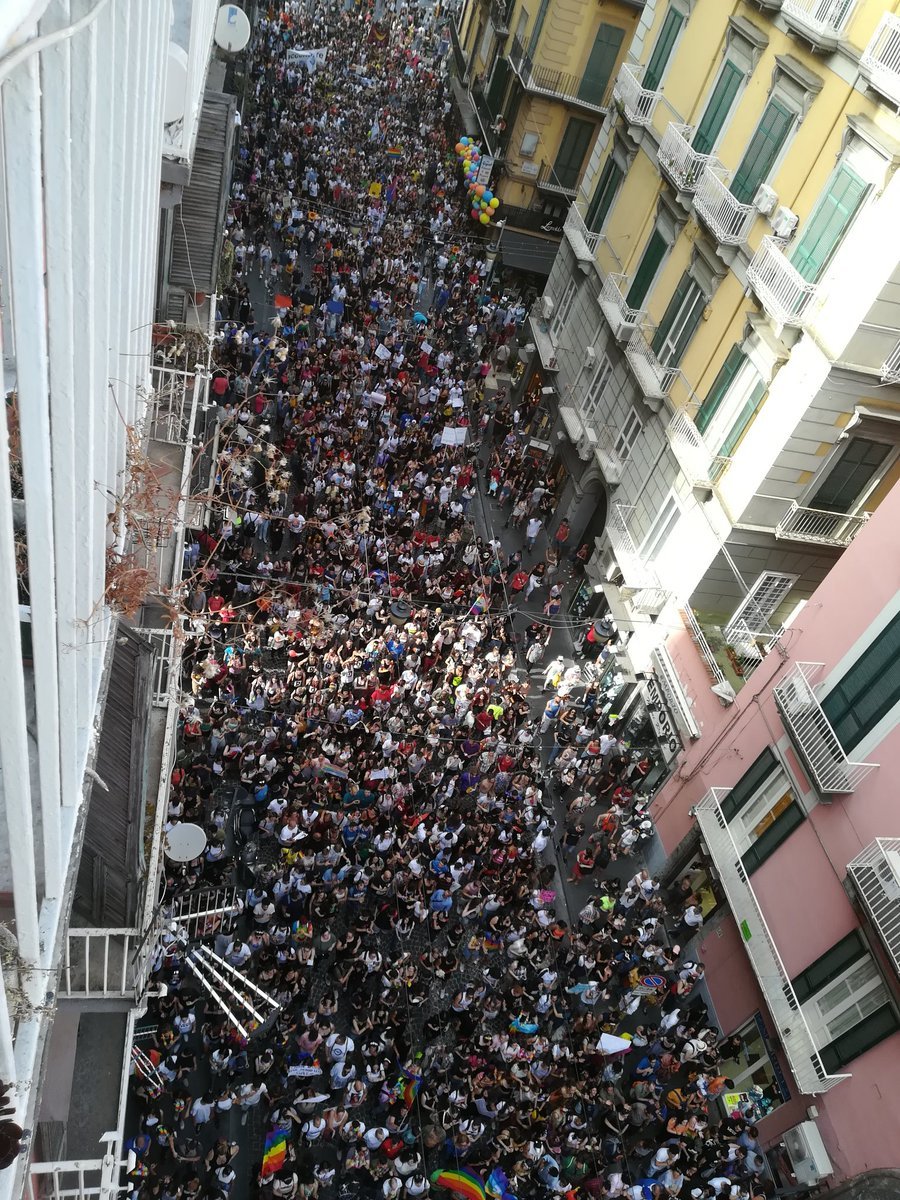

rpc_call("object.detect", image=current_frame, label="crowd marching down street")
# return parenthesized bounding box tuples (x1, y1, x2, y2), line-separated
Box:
(125, 5, 771, 1200)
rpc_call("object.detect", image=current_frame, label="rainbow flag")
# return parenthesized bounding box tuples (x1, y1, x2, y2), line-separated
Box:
(386, 146, 403, 158)
(398, 1063, 423, 1108)
(261, 1130, 287, 1177)
(468, 592, 490, 616)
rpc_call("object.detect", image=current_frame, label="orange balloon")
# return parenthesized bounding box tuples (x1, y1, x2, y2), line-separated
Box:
(475, 184, 486, 197)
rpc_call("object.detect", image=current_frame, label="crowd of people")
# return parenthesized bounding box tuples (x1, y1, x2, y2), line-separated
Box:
(126, 5, 773, 1200)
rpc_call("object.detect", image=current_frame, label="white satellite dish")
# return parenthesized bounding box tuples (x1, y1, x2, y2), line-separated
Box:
(164, 43, 188, 122)
(215, 4, 252, 52)
(164, 822, 208, 862)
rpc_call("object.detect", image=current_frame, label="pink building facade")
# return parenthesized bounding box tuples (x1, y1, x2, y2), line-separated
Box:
(650, 484, 900, 1186)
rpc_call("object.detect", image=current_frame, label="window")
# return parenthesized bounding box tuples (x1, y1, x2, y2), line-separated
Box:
(520, 130, 539, 157)
(809, 437, 891, 515)
(718, 750, 805, 871)
(614, 409, 642, 461)
(730, 98, 793, 205)
(553, 117, 595, 191)
(792, 164, 869, 283)
(640, 491, 680, 562)
(651, 272, 705, 367)
(515, 8, 528, 42)
(581, 352, 613, 421)
(626, 229, 667, 309)
(693, 61, 743, 156)
(527, 0, 549, 56)
(549, 278, 577, 340)
(716, 376, 766, 458)
(726, 571, 797, 636)
(585, 157, 623, 232)
(793, 931, 899, 1072)
(579, 24, 625, 107)
(696, 346, 744, 434)
(643, 6, 685, 92)
(821, 609, 900, 752)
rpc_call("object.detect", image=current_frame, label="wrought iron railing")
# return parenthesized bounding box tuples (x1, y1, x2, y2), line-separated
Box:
(861, 13, 900, 107)
(509, 35, 610, 113)
(775, 501, 869, 548)
(847, 838, 900, 978)
(747, 236, 817, 328)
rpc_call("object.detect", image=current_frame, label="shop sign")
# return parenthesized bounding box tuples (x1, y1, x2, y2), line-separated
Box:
(642, 675, 682, 762)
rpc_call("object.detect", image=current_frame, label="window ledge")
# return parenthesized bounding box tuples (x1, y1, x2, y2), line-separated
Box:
(729, 14, 770, 51)
(845, 113, 900, 167)
(774, 52, 825, 97)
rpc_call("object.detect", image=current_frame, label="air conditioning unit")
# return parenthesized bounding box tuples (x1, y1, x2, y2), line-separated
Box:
(541, 295, 555, 318)
(754, 183, 778, 215)
(782, 1121, 834, 1188)
(586, 346, 596, 364)
(771, 205, 799, 238)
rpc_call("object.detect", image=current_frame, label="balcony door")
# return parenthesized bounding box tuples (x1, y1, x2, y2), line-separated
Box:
(553, 117, 595, 190)
(578, 23, 624, 107)
(809, 437, 891, 514)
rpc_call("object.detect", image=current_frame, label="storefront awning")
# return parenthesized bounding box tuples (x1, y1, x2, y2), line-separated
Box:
(500, 230, 561, 276)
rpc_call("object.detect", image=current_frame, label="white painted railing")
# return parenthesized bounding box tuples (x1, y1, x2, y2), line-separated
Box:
(861, 13, 900, 107)
(607, 503, 658, 590)
(694, 160, 756, 246)
(775, 501, 869, 547)
(773, 661, 878, 794)
(694, 789, 851, 1095)
(847, 838, 900, 979)
(25, 1136, 124, 1200)
(747, 236, 817, 328)
(591, 425, 625, 484)
(563, 202, 601, 262)
(667, 408, 731, 487)
(61, 929, 141, 1001)
(680, 606, 727, 686)
(881, 340, 900, 384)
(613, 62, 661, 127)
(783, 0, 857, 45)
(624, 327, 679, 402)
(658, 122, 711, 193)
(599, 274, 645, 340)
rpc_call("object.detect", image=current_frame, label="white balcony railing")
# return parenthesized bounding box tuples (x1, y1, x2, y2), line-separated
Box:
(847, 838, 900, 979)
(694, 161, 756, 246)
(775, 501, 869, 547)
(774, 662, 878, 794)
(680, 606, 727, 686)
(613, 62, 661, 128)
(607, 503, 658, 590)
(861, 13, 900, 107)
(783, 0, 857, 47)
(599, 274, 645, 340)
(624, 327, 679, 404)
(747, 236, 817, 328)
(694, 789, 851, 1095)
(591, 425, 625, 484)
(564, 201, 601, 262)
(28, 1136, 125, 1200)
(881, 340, 900, 384)
(667, 408, 731, 487)
(658, 122, 712, 193)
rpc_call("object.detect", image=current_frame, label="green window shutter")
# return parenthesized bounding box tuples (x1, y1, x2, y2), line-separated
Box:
(553, 118, 595, 190)
(626, 229, 667, 308)
(791, 165, 869, 283)
(651, 272, 692, 355)
(651, 272, 704, 365)
(792, 930, 866, 1004)
(731, 99, 793, 205)
(692, 61, 743, 156)
(486, 56, 511, 115)
(720, 748, 777, 822)
(821, 608, 900, 751)
(585, 158, 623, 232)
(696, 345, 744, 434)
(579, 24, 625, 106)
(643, 8, 684, 93)
(820, 1004, 900, 1073)
(742, 802, 804, 874)
(716, 378, 766, 457)
(810, 437, 891, 514)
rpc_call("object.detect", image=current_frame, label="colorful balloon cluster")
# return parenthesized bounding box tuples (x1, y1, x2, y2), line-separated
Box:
(454, 136, 501, 226)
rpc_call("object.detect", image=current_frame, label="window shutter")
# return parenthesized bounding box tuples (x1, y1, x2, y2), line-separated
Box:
(651, 272, 692, 355)
(810, 437, 891, 514)
(553, 118, 595, 190)
(821, 608, 900, 750)
(486, 56, 511, 116)
(791, 164, 869, 283)
(585, 158, 622, 232)
(651, 273, 704, 366)
(716, 377, 766, 457)
(692, 61, 743, 156)
(626, 230, 667, 309)
(731, 99, 793, 205)
(696, 345, 745, 433)
(578, 24, 625, 106)
(643, 8, 684, 93)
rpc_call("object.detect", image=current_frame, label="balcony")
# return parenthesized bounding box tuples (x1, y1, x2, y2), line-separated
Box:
(607, 504, 670, 614)
(624, 327, 679, 407)
(694, 789, 851, 1094)
(490, 0, 511, 36)
(774, 662, 878, 794)
(847, 839, 900, 979)
(470, 78, 506, 158)
(667, 408, 731, 488)
(748, 236, 817, 329)
(509, 35, 610, 115)
(658, 122, 712, 194)
(613, 62, 662, 128)
(537, 159, 580, 197)
(599, 274, 645, 341)
(527, 302, 559, 371)
(782, 0, 858, 51)
(694, 160, 756, 246)
(775, 501, 869, 547)
(680, 606, 728, 688)
(861, 14, 900, 107)
(563, 202, 601, 263)
(591, 425, 626, 484)
(882, 340, 900, 384)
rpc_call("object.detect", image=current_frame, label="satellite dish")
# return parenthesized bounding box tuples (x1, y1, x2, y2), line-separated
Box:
(164, 822, 208, 863)
(215, 5, 251, 52)
(164, 44, 188, 122)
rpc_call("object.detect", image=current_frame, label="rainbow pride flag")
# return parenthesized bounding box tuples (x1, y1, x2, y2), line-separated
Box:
(386, 146, 403, 159)
(261, 1129, 287, 1177)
